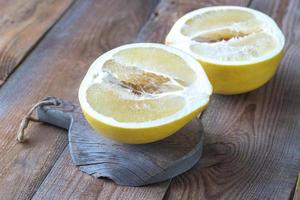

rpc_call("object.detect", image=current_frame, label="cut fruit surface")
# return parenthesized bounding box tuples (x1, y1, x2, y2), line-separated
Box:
(166, 6, 285, 94)
(86, 83, 185, 123)
(79, 43, 212, 144)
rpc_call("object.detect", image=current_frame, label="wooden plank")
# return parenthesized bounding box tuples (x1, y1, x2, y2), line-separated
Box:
(0, 0, 74, 86)
(166, 0, 300, 199)
(32, 150, 170, 200)
(0, 0, 158, 199)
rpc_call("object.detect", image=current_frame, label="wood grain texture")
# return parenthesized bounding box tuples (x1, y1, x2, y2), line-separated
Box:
(166, 0, 300, 199)
(135, 0, 250, 43)
(33, 97, 203, 186)
(32, 150, 170, 200)
(0, 0, 74, 86)
(0, 0, 158, 199)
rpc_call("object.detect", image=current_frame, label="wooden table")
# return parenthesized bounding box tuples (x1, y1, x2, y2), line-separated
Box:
(0, 0, 299, 199)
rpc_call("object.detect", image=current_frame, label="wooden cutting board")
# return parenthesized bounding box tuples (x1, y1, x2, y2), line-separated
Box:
(35, 97, 204, 186)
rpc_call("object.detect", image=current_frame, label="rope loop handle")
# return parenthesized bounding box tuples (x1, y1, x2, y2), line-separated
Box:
(17, 98, 60, 143)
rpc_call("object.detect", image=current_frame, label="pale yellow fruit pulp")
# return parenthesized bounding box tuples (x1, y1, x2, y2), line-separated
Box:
(166, 6, 285, 94)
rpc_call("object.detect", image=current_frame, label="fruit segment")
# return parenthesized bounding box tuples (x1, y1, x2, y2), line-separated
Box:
(112, 47, 196, 85)
(191, 32, 277, 62)
(87, 83, 185, 123)
(181, 9, 262, 37)
(102, 60, 184, 95)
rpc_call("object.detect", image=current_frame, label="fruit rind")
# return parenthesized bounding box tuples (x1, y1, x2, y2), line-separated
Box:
(82, 103, 208, 144)
(200, 50, 284, 94)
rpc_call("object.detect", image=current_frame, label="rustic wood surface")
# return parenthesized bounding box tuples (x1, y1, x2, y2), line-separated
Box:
(34, 97, 204, 186)
(0, 0, 74, 86)
(0, 0, 159, 199)
(0, 0, 299, 199)
(167, 0, 300, 199)
(33, 149, 171, 200)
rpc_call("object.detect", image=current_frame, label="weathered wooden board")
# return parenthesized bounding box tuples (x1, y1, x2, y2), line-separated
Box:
(32, 150, 171, 200)
(0, 0, 158, 199)
(33, 97, 203, 186)
(0, 0, 74, 86)
(166, 0, 300, 199)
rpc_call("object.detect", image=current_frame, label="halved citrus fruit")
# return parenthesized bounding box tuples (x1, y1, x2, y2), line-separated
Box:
(79, 43, 212, 144)
(166, 6, 285, 94)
